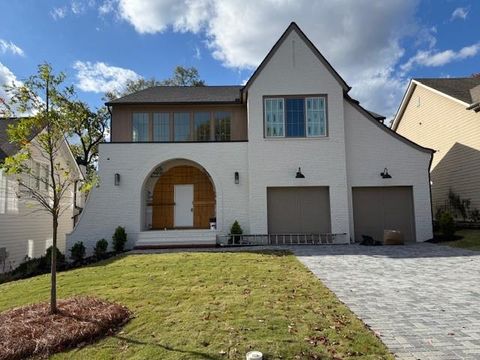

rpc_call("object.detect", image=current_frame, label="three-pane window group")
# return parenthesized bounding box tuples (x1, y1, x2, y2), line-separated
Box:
(264, 96, 327, 138)
(132, 112, 232, 142)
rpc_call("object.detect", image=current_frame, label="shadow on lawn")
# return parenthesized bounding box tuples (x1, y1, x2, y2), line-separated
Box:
(113, 335, 223, 360)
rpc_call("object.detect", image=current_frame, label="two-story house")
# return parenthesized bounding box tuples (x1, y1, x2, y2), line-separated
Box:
(0, 118, 84, 272)
(392, 77, 480, 219)
(67, 22, 433, 251)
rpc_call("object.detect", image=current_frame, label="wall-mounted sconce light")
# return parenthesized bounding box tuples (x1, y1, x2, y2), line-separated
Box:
(295, 167, 305, 179)
(380, 168, 392, 179)
(234, 171, 240, 184)
(114, 173, 121, 186)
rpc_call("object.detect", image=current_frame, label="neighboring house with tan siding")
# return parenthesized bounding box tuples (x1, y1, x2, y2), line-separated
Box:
(67, 22, 433, 251)
(392, 77, 480, 220)
(0, 118, 84, 272)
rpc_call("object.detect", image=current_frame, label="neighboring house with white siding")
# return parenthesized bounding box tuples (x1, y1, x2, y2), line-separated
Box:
(68, 22, 433, 252)
(0, 118, 83, 272)
(392, 77, 480, 220)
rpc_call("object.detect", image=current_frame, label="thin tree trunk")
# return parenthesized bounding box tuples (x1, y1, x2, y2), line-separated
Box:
(50, 216, 58, 314)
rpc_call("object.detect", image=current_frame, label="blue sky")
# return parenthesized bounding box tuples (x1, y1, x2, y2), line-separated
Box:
(0, 0, 478, 120)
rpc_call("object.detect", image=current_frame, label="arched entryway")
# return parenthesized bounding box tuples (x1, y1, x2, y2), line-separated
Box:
(147, 163, 216, 230)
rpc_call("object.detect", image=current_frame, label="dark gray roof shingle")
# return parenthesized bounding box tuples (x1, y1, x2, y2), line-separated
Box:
(0, 118, 39, 162)
(415, 77, 480, 104)
(106, 85, 243, 105)
(0, 118, 20, 162)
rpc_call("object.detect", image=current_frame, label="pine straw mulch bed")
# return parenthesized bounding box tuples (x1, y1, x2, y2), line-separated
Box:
(0, 297, 132, 360)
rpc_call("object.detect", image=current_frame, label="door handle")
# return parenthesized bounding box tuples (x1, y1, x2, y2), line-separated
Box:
(191, 208, 193, 212)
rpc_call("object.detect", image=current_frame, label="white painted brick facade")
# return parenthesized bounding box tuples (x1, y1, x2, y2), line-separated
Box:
(67, 27, 433, 253)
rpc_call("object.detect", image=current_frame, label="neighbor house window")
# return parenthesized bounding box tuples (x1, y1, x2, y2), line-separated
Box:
(0, 170, 6, 214)
(0, 170, 18, 214)
(264, 98, 284, 137)
(194, 112, 211, 141)
(153, 113, 170, 141)
(132, 113, 149, 142)
(174, 112, 191, 141)
(214, 112, 231, 141)
(30, 160, 49, 192)
(264, 96, 327, 138)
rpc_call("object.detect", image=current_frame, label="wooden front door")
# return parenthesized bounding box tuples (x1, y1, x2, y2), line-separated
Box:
(152, 165, 215, 229)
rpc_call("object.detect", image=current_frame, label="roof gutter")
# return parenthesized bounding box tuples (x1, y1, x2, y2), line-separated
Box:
(466, 102, 480, 112)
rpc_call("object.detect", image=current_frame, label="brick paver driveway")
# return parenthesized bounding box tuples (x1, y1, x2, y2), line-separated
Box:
(293, 243, 480, 360)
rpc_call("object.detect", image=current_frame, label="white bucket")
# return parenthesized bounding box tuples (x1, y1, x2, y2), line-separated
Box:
(246, 351, 263, 360)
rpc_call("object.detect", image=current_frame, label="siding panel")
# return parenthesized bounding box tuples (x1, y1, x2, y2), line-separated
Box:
(396, 85, 480, 215)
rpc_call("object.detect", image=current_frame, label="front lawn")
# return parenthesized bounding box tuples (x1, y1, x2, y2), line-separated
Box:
(444, 229, 480, 251)
(0, 251, 392, 359)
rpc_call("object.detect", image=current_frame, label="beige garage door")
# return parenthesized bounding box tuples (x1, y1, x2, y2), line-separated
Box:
(267, 187, 331, 234)
(352, 187, 416, 243)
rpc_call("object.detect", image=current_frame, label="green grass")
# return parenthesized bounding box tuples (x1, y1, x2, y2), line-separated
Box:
(0, 251, 392, 359)
(444, 229, 480, 251)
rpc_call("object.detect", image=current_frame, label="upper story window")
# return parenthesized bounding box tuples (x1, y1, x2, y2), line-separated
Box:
(214, 112, 231, 141)
(194, 112, 211, 141)
(265, 98, 284, 137)
(174, 112, 191, 141)
(129, 111, 234, 142)
(153, 113, 170, 141)
(264, 96, 327, 138)
(132, 113, 149, 142)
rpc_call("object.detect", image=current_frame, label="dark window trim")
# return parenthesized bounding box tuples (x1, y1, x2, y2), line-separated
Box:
(262, 94, 328, 139)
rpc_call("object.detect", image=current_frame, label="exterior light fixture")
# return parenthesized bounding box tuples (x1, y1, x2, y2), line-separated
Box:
(380, 168, 392, 179)
(114, 173, 121, 186)
(234, 171, 240, 184)
(295, 167, 305, 179)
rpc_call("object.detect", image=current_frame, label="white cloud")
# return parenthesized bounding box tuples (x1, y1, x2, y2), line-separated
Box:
(98, 0, 116, 15)
(193, 46, 201, 60)
(401, 43, 480, 72)
(0, 39, 24, 57)
(71, 1, 86, 14)
(104, 0, 480, 119)
(0, 62, 23, 114)
(50, 6, 67, 20)
(112, 0, 422, 118)
(451, 7, 468, 21)
(73, 60, 141, 93)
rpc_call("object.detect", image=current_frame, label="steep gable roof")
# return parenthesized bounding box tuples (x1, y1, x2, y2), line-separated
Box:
(243, 22, 351, 93)
(415, 77, 480, 104)
(106, 86, 242, 105)
(392, 77, 480, 130)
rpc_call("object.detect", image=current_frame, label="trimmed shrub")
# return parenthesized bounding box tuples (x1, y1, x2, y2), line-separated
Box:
(94, 239, 109, 258)
(112, 226, 127, 252)
(230, 220, 243, 245)
(45, 246, 66, 268)
(470, 208, 480, 223)
(439, 212, 455, 239)
(70, 242, 86, 263)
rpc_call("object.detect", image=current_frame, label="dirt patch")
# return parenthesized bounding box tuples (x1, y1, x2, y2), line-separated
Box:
(0, 297, 132, 360)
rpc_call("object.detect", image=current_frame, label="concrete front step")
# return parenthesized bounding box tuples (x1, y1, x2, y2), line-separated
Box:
(135, 229, 217, 249)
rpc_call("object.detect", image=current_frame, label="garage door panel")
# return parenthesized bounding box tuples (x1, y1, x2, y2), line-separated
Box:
(268, 187, 331, 234)
(352, 187, 415, 243)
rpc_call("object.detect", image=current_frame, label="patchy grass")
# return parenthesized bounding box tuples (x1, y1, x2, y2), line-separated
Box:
(0, 297, 131, 360)
(0, 251, 393, 359)
(444, 229, 480, 251)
